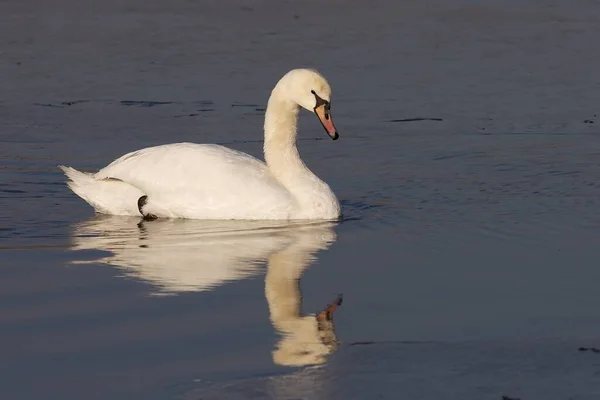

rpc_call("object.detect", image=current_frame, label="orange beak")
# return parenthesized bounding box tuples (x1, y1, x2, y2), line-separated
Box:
(316, 294, 343, 323)
(315, 104, 339, 140)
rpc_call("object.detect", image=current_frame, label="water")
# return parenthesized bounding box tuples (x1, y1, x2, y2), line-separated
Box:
(2, 0, 600, 399)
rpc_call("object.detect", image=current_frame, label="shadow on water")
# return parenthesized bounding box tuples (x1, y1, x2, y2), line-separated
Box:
(69, 216, 344, 367)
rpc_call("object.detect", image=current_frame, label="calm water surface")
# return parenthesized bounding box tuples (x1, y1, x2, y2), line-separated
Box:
(2, 1, 600, 399)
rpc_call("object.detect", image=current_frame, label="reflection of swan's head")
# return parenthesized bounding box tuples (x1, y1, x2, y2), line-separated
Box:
(272, 68, 338, 140)
(273, 317, 334, 367)
(271, 295, 342, 368)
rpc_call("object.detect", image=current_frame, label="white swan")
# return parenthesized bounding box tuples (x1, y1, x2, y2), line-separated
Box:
(59, 68, 342, 220)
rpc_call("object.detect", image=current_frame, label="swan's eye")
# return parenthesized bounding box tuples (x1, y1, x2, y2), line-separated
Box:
(311, 90, 330, 114)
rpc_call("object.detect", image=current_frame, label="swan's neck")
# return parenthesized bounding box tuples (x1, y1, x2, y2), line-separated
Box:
(263, 90, 340, 220)
(263, 93, 316, 188)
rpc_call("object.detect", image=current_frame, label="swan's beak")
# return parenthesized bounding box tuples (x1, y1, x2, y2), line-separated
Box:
(315, 104, 339, 140)
(316, 294, 343, 324)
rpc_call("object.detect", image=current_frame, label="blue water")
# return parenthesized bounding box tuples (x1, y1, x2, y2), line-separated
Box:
(2, 1, 600, 399)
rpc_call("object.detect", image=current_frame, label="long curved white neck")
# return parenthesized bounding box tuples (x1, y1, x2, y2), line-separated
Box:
(263, 91, 318, 189)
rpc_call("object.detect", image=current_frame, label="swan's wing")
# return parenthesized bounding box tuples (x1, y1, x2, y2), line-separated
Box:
(95, 143, 295, 219)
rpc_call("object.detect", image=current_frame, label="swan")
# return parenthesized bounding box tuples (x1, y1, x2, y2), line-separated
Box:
(59, 68, 342, 220)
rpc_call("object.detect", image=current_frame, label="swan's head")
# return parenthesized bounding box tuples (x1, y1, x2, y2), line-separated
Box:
(276, 68, 339, 140)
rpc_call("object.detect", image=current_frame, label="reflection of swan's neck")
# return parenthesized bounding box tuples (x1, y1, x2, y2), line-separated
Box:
(263, 91, 317, 190)
(265, 248, 309, 333)
(265, 232, 337, 366)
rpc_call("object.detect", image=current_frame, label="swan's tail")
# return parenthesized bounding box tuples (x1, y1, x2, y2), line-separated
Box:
(59, 165, 144, 216)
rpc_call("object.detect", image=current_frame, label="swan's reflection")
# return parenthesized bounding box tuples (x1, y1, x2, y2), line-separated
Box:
(265, 229, 343, 367)
(70, 215, 343, 366)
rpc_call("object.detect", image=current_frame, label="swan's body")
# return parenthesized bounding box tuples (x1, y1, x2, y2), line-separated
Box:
(62, 143, 308, 220)
(60, 68, 342, 220)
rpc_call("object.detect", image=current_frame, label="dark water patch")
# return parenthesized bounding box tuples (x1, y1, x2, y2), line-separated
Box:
(61, 100, 91, 106)
(0, 138, 56, 144)
(348, 340, 434, 347)
(583, 114, 597, 124)
(502, 131, 574, 136)
(214, 137, 326, 146)
(547, 169, 580, 176)
(33, 102, 65, 108)
(0, 194, 44, 199)
(339, 199, 388, 224)
(120, 100, 174, 107)
(231, 103, 259, 108)
(192, 100, 213, 106)
(432, 151, 487, 161)
(33, 100, 93, 108)
(492, 163, 519, 172)
(0, 243, 71, 250)
(174, 113, 200, 118)
(349, 341, 376, 346)
(388, 117, 443, 122)
(340, 199, 385, 212)
(474, 130, 594, 137)
(19, 181, 64, 186)
(578, 347, 600, 353)
(1, 189, 26, 194)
